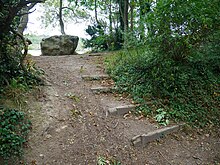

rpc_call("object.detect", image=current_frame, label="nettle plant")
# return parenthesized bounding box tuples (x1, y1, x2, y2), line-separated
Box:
(0, 106, 32, 160)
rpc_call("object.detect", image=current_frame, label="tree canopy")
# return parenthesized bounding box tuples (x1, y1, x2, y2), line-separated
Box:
(40, 0, 89, 34)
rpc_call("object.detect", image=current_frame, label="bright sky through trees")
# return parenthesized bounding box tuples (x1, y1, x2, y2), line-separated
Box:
(24, 4, 89, 38)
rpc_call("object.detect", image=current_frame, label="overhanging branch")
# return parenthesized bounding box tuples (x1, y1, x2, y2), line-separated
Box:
(17, 0, 44, 10)
(16, 9, 36, 16)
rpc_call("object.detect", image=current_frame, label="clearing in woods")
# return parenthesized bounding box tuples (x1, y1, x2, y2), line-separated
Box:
(24, 53, 220, 164)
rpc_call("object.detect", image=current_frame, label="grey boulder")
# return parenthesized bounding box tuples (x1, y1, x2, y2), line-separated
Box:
(40, 35, 79, 56)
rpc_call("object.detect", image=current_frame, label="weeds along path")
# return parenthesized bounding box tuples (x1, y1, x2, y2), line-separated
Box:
(24, 54, 220, 164)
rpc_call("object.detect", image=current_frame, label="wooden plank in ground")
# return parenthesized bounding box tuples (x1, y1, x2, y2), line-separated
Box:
(82, 74, 110, 81)
(91, 86, 115, 94)
(131, 125, 183, 147)
(107, 105, 137, 116)
(88, 53, 105, 56)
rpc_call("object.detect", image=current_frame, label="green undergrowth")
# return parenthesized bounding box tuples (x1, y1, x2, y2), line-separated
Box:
(0, 56, 44, 96)
(0, 57, 44, 163)
(0, 87, 39, 164)
(0, 106, 32, 164)
(105, 48, 220, 128)
(97, 156, 121, 165)
(0, 84, 40, 164)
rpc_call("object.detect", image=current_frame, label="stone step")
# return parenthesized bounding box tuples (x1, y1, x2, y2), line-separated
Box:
(131, 125, 183, 147)
(107, 105, 137, 116)
(88, 53, 104, 56)
(90, 86, 115, 94)
(82, 74, 110, 81)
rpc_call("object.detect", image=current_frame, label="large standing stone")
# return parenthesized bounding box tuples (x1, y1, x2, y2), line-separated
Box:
(40, 35, 79, 56)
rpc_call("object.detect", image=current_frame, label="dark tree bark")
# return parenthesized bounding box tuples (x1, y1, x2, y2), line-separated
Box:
(130, 0, 134, 31)
(109, 0, 113, 33)
(18, 6, 29, 34)
(0, 0, 44, 36)
(59, 0, 66, 35)
(116, 0, 124, 46)
(17, 3, 39, 35)
(119, 0, 124, 32)
(94, 0, 99, 24)
(123, 0, 129, 32)
(139, 0, 145, 39)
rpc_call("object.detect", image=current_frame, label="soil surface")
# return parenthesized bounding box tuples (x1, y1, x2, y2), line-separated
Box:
(22, 54, 219, 165)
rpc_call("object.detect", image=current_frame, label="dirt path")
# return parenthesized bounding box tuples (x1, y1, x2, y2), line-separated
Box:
(24, 54, 220, 165)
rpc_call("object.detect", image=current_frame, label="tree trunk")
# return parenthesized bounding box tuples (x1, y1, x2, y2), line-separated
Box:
(0, 0, 43, 35)
(139, 0, 145, 39)
(118, 0, 124, 46)
(17, 2, 38, 35)
(59, 0, 65, 35)
(123, 0, 129, 32)
(109, 0, 113, 33)
(119, 0, 124, 32)
(0, 7, 21, 35)
(130, 0, 134, 32)
(95, 0, 99, 24)
(18, 6, 29, 34)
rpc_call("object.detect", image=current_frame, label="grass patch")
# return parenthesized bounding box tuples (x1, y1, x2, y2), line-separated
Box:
(105, 48, 220, 128)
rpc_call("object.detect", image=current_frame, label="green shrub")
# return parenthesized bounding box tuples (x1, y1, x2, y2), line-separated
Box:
(0, 56, 44, 95)
(106, 47, 220, 127)
(106, 0, 220, 128)
(146, 0, 220, 61)
(0, 106, 31, 161)
(83, 23, 123, 52)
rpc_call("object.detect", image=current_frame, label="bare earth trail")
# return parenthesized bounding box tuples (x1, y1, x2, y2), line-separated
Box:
(24, 54, 220, 165)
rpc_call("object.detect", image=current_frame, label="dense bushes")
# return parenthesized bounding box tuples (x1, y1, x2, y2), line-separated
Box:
(106, 0, 220, 127)
(106, 45, 220, 127)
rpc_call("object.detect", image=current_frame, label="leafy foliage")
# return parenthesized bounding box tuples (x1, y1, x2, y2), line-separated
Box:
(40, 0, 89, 34)
(83, 23, 122, 52)
(0, 1, 44, 94)
(154, 108, 169, 126)
(83, 24, 109, 51)
(0, 106, 32, 161)
(106, 38, 220, 127)
(97, 156, 121, 165)
(0, 1, 43, 162)
(0, 54, 44, 95)
(80, 0, 134, 51)
(146, 0, 220, 61)
(106, 0, 220, 127)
